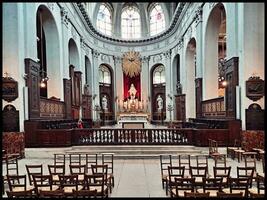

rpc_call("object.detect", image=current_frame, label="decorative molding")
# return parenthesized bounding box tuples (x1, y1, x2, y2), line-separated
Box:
(164, 50, 172, 59)
(153, 54, 163, 63)
(76, 2, 187, 44)
(187, 26, 192, 40)
(92, 49, 100, 58)
(141, 56, 150, 64)
(60, 7, 69, 27)
(194, 6, 203, 26)
(71, 26, 77, 40)
(47, 3, 54, 11)
(113, 56, 122, 64)
(101, 54, 111, 63)
(177, 38, 184, 50)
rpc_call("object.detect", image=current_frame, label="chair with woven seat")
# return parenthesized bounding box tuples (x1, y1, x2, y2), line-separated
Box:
(171, 177, 195, 198)
(196, 155, 209, 168)
(217, 191, 243, 198)
(91, 164, 111, 194)
(237, 166, 255, 188)
(39, 189, 65, 198)
(26, 164, 43, 186)
(178, 155, 191, 177)
(48, 165, 65, 185)
(101, 153, 114, 190)
(84, 174, 108, 198)
(59, 174, 83, 197)
(167, 166, 185, 196)
(222, 177, 250, 197)
(69, 164, 86, 185)
(3, 155, 19, 194)
(72, 188, 97, 198)
(189, 166, 208, 187)
(69, 154, 82, 166)
(7, 175, 35, 193)
(6, 190, 34, 198)
(227, 139, 240, 159)
(32, 174, 59, 196)
(213, 166, 231, 188)
(54, 154, 66, 167)
(160, 155, 172, 189)
(214, 154, 227, 168)
(248, 173, 265, 197)
(197, 177, 223, 197)
(85, 154, 98, 175)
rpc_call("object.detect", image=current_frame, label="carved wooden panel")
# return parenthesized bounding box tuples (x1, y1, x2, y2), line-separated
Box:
(40, 98, 65, 119)
(195, 78, 202, 118)
(3, 105, 19, 132)
(64, 78, 72, 119)
(225, 57, 238, 118)
(82, 94, 92, 119)
(175, 94, 186, 121)
(25, 58, 40, 119)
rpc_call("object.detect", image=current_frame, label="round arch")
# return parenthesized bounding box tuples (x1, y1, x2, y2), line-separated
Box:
(36, 5, 61, 98)
(204, 3, 226, 100)
(68, 38, 79, 69)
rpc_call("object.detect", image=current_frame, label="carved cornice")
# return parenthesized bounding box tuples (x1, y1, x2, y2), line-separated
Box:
(92, 49, 100, 58)
(194, 6, 203, 26)
(178, 38, 184, 50)
(76, 2, 187, 44)
(60, 7, 69, 27)
(141, 56, 150, 64)
(164, 50, 172, 59)
(113, 56, 122, 64)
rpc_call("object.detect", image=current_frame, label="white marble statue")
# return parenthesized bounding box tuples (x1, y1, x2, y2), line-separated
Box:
(157, 95, 163, 111)
(128, 83, 137, 100)
(101, 95, 108, 111)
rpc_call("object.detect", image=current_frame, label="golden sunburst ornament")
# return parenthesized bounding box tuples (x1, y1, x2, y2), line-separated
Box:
(122, 51, 141, 77)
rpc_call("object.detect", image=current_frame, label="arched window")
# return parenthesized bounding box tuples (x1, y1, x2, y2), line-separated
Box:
(149, 3, 165, 36)
(153, 65, 165, 84)
(121, 5, 141, 39)
(99, 64, 111, 84)
(96, 4, 112, 36)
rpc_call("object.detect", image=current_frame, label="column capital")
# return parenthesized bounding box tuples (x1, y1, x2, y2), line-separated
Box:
(60, 7, 70, 28)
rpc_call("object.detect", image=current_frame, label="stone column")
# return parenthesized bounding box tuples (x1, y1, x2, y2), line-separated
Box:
(113, 56, 123, 116)
(91, 49, 100, 121)
(163, 50, 172, 121)
(141, 56, 150, 112)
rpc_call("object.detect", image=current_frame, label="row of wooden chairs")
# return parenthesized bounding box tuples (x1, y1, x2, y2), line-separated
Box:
(6, 173, 107, 198)
(168, 173, 264, 198)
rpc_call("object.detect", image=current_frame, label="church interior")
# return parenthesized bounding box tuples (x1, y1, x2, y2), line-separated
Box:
(2, 2, 265, 198)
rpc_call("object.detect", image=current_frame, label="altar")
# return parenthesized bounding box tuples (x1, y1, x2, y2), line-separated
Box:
(117, 113, 150, 128)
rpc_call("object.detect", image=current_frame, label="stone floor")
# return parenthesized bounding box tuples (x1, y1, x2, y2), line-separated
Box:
(2, 146, 264, 198)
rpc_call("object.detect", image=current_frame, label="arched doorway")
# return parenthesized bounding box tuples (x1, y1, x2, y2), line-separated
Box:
(151, 64, 166, 122)
(185, 38, 196, 118)
(204, 3, 226, 100)
(99, 64, 114, 124)
(172, 54, 180, 120)
(36, 5, 60, 99)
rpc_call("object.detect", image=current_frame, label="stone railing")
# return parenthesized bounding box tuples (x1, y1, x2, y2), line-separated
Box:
(72, 128, 191, 145)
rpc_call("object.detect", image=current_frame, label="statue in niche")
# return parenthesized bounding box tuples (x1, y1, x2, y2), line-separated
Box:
(127, 83, 138, 111)
(157, 95, 163, 112)
(128, 83, 137, 100)
(176, 81, 182, 94)
(101, 95, 108, 111)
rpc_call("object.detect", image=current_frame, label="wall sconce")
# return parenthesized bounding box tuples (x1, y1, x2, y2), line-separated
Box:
(221, 80, 227, 88)
(40, 77, 49, 88)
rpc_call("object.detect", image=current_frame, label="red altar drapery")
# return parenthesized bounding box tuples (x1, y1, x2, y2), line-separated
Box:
(123, 73, 141, 101)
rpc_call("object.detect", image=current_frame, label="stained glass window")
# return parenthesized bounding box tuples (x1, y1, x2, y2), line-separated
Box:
(121, 5, 141, 39)
(149, 3, 165, 36)
(96, 4, 112, 36)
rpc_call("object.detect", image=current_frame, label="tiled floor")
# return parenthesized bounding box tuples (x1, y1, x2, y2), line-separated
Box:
(2, 147, 264, 198)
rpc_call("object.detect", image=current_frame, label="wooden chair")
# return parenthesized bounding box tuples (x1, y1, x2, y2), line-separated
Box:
(69, 153, 82, 165)
(85, 153, 98, 175)
(6, 190, 34, 198)
(197, 177, 223, 197)
(222, 177, 249, 197)
(217, 191, 243, 198)
(214, 154, 227, 168)
(101, 153, 114, 189)
(3, 155, 19, 194)
(84, 174, 108, 198)
(248, 173, 265, 197)
(69, 164, 86, 185)
(178, 155, 191, 177)
(39, 189, 65, 198)
(237, 166, 255, 188)
(171, 177, 195, 197)
(189, 166, 208, 187)
(53, 154, 66, 167)
(72, 189, 97, 198)
(59, 174, 82, 197)
(196, 155, 208, 168)
(32, 174, 59, 196)
(227, 139, 239, 159)
(7, 174, 34, 192)
(159, 155, 172, 189)
(213, 166, 231, 188)
(184, 191, 210, 197)
(167, 166, 185, 196)
(91, 164, 111, 193)
(25, 164, 43, 186)
(48, 164, 65, 185)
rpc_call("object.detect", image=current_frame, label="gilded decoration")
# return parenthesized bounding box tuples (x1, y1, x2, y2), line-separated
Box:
(122, 51, 141, 78)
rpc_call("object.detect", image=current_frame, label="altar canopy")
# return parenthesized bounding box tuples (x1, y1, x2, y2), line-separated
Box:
(123, 73, 141, 101)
